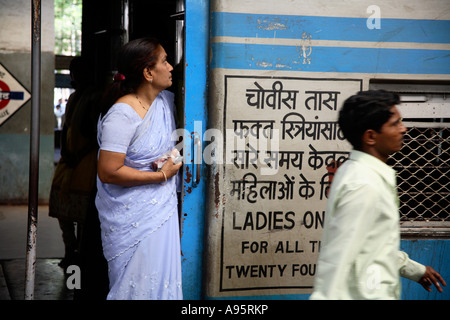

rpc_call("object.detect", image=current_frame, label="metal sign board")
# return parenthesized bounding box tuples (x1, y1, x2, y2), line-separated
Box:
(0, 63, 31, 126)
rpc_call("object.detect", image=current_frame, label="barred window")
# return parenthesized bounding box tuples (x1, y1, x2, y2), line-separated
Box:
(388, 126, 450, 236)
(371, 81, 450, 237)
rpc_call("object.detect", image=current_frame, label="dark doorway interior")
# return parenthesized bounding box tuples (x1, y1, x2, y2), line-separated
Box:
(71, 0, 185, 300)
(82, 0, 180, 87)
(129, 0, 177, 60)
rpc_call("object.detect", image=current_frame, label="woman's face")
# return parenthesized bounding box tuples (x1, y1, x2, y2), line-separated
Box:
(149, 45, 173, 90)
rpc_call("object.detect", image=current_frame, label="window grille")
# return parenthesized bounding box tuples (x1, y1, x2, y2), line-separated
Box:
(370, 81, 450, 237)
(388, 126, 450, 234)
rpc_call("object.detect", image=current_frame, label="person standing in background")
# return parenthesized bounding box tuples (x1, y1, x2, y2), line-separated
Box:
(49, 56, 109, 299)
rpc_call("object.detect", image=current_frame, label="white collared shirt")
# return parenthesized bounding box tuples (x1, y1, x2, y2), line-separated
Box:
(310, 150, 425, 300)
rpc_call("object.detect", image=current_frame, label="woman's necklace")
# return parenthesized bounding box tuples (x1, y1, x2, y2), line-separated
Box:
(135, 94, 149, 111)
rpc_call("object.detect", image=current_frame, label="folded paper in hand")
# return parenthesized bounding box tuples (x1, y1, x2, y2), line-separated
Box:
(151, 149, 183, 171)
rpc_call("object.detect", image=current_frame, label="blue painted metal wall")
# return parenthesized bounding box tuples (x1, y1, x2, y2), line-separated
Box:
(212, 13, 450, 43)
(210, 12, 450, 74)
(203, 3, 449, 300)
(181, 0, 209, 300)
(400, 240, 449, 300)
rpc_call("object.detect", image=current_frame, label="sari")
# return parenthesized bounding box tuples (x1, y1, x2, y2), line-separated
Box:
(95, 90, 182, 300)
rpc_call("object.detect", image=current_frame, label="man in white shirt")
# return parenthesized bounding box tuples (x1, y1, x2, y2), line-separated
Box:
(310, 90, 446, 300)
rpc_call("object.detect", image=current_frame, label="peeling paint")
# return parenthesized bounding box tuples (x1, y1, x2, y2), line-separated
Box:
(276, 64, 291, 69)
(257, 18, 288, 31)
(214, 172, 220, 218)
(184, 165, 192, 184)
(256, 61, 273, 68)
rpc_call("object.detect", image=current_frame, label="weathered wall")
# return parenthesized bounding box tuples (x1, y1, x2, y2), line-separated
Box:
(204, 0, 450, 299)
(0, 0, 55, 203)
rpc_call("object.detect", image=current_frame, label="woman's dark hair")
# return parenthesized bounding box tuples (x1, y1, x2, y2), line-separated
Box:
(100, 37, 161, 117)
(338, 90, 400, 150)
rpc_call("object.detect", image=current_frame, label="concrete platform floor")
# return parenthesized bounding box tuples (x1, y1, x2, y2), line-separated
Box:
(0, 258, 73, 300)
(0, 205, 73, 300)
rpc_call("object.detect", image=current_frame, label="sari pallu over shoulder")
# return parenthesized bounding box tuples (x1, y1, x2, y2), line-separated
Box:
(96, 90, 178, 262)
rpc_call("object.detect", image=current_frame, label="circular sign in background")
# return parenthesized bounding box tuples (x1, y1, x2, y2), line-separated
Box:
(0, 80, 11, 110)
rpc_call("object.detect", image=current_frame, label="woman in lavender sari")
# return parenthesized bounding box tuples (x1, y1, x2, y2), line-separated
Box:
(96, 38, 183, 300)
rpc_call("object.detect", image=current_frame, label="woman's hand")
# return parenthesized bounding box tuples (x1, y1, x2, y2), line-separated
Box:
(160, 153, 183, 179)
(98, 149, 181, 186)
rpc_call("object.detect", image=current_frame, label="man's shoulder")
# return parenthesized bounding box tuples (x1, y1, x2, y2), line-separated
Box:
(334, 159, 382, 189)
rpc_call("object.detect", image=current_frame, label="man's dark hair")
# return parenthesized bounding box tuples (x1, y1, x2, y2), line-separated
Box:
(338, 90, 400, 150)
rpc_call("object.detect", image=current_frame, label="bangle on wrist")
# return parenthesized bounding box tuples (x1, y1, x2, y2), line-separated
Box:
(159, 169, 167, 185)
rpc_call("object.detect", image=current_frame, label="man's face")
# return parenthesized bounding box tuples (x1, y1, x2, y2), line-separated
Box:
(374, 106, 407, 157)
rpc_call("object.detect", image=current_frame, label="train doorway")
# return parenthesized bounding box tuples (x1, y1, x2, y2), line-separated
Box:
(82, 0, 209, 299)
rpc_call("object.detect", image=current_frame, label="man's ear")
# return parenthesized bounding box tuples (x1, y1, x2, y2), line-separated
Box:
(362, 129, 377, 147)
